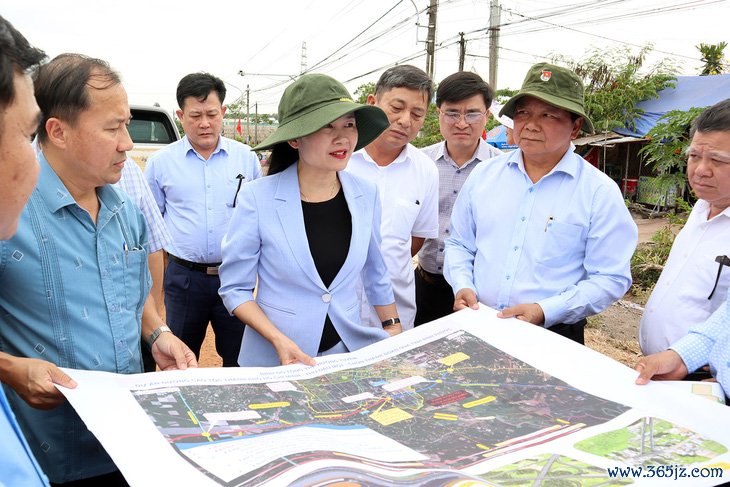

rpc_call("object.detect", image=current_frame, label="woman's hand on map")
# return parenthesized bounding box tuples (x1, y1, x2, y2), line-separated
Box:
(634, 350, 689, 384)
(273, 335, 316, 366)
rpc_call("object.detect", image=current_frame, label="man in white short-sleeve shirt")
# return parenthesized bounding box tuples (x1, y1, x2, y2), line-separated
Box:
(639, 98, 730, 357)
(347, 65, 439, 330)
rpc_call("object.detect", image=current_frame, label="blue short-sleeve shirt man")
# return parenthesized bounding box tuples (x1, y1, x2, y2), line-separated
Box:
(0, 153, 150, 483)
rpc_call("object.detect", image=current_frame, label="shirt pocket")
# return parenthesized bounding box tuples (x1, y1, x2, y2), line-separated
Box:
(225, 174, 246, 209)
(538, 221, 583, 267)
(389, 198, 421, 241)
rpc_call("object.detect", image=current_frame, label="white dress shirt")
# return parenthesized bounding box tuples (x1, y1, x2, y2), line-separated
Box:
(346, 144, 439, 329)
(639, 200, 730, 355)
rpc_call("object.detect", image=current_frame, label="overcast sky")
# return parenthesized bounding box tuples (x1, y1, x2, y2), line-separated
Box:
(5, 0, 729, 116)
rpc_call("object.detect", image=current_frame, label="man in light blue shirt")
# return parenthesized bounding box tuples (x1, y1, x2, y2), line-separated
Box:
(145, 73, 261, 366)
(444, 63, 637, 344)
(0, 15, 51, 487)
(636, 290, 730, 398)
(0, 53, 196, 485)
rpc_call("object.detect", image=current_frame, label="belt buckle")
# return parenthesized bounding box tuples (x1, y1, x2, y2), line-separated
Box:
(206, 266, 219, 276)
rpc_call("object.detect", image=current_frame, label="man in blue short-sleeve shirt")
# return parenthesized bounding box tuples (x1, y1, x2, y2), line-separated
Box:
(0, 53, 196, 486)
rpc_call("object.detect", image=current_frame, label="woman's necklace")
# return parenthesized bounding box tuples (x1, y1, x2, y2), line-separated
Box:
(300, 178, 339, 203)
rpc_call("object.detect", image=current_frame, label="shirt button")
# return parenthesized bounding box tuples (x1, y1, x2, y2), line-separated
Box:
(453, 190, 458, 194)
(456, 170, 461, 174)
(521, 217, 526, 222)
(506, 275, 511, 280)
(445, 229, 450, 234)
(439, 248, 444, 252)
(529, 188, 534, 193)
(513, 246, 518, 251)
(437, 266, 442, 270)
(322, 293, 331, 303)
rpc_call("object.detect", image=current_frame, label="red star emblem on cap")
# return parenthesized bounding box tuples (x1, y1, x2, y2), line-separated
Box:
(540, 70, 552, 81)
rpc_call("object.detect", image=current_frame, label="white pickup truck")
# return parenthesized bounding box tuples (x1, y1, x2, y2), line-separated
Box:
(127, 105, 180, 170)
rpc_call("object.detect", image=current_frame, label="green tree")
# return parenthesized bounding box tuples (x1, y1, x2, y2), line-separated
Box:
(697, 42, 727, 75)
(354, 82, 376, 104)
(412, 104, 441, 148)
(639, 106, 707, 190)
(555, 45, 677, 135)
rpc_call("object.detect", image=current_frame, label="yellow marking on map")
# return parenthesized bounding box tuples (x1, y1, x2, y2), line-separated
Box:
(476, 443, 490, 450)
(433, 413, 458, 421)
(249, 401, 290, 409)
(463, 396, 496, 408)
(439, 352, 470, 366)
(556, 418, 570, 425)
(374, 397, 391, 414)
(435, 379, 443, 383)
(201, 432, 211, 438)
(314, 414, 343, 419)
(187, 411, 198, 424)
(370, 408, 413, 426)
(279, 419, 292, 425)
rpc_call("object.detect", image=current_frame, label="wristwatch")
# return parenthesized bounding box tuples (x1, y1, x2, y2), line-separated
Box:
(381, 317, 401, 327)
(146, 325, 172, 348)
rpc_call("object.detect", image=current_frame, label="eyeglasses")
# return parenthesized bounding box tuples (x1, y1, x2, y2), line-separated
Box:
(708, 255, 730, 300)
(440, 110, 487, 124)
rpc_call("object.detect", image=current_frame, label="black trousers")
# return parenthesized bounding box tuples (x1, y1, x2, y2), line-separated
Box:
(414, 266, 455, 326)
(51, 470, 128, 487)
(548, 319, 587, 344)
(164, 260, 244, 366)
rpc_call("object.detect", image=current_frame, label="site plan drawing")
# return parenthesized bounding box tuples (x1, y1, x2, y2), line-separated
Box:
(60, 307, 730, 486)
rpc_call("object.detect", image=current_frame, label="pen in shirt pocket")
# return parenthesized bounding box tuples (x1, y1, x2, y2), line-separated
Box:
(123, 242, 129, 266)
(544, 216, 554, 232)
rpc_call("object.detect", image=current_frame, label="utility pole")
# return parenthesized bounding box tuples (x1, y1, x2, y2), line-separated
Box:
(300, 42, 308, 74)
(425, 0, 438, 80)
(245, 84, 250, 144)
(458, 32, 466, 71)
(254, 102, 258, 145)
(488, 0, 500, 90)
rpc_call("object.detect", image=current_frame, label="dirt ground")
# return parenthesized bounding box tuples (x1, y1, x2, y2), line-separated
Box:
(198, 213, 670, 368)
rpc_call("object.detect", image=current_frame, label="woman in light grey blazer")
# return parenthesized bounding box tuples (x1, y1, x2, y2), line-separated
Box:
(219, 74, 402, 367)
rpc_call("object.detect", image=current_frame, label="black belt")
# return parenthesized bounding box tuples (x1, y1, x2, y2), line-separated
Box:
(416, 265, 450, 286)
(169, 254, 221, 276)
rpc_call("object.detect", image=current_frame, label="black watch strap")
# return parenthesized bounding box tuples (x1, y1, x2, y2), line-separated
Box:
(381, 317, 401, 327)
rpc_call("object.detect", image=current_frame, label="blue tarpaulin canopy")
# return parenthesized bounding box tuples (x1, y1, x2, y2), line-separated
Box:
(614, 74, 730, 137)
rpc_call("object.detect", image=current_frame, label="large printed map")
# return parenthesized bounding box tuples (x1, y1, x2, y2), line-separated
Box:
(132, 330, 629, 485)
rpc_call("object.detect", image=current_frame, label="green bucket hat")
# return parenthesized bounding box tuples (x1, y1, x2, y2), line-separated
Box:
(499, 63, 594, 133)
(254, 74, 389, 151)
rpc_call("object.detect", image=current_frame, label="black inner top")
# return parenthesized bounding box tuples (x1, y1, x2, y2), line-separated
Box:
(301, 187, 352, 353)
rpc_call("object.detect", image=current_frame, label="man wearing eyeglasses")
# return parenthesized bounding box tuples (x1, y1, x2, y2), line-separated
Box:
(638, 99, 730, 367)
(415, 72, 502, 325)
(145, 73, 261, 366)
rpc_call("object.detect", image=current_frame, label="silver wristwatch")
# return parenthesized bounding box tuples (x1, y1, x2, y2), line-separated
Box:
(146, 325, 172, 348)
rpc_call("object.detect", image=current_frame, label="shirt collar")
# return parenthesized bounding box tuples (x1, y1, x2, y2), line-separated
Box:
(440, 139, 495, 169)
(183, 135, 227, 160)
(36, 151, 124, 214)
(697, 198, 730, 221)
(507, 146, 580, 179)
(360, 143, 412, 166)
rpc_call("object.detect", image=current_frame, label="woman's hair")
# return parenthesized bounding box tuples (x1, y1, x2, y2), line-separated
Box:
(266, 142, 300, 176)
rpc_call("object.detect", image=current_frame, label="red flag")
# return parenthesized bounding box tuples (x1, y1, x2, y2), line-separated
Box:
(236, 118, 242, 135)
